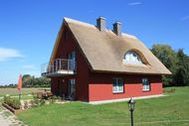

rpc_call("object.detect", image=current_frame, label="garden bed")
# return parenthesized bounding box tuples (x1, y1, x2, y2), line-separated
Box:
(2, 102, 22, 115)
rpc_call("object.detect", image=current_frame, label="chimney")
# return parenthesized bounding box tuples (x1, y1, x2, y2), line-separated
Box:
(96, 17, 106, 31)
(113, 22, 122, 36)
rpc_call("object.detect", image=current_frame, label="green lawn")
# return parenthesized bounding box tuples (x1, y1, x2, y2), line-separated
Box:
(0, 88, 50, 96)
(18, 87, 189, 126)
(0, 88, 50, 102)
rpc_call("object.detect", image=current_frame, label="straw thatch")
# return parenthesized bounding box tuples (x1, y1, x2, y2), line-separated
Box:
(50, 17, 171, 75)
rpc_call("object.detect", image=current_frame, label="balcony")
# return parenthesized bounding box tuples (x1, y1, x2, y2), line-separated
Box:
(41, 58, 76, 77)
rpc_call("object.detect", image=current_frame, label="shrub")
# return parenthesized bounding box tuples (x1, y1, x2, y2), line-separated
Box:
(12, 99, 21, 109)
(33, 95, 40, 107)
(24, 101, 29, 109)
(40, 99, 46, 106)
(30, 100, 35, 107)
(49, 95, 58, 104)
(3, 96, 21, 109)
(3, 95, 10, 104)
(32, 95, 47, 107)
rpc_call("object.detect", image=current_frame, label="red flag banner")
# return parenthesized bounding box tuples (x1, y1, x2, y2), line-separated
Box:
(17, 74, 22, 91)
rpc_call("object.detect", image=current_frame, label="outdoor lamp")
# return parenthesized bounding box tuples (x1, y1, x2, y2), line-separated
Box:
(128, 98, 135, 111)
(128, 98, 136, 126)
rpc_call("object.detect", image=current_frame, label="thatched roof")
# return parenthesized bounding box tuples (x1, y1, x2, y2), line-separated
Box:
(50, 17, 171, 75)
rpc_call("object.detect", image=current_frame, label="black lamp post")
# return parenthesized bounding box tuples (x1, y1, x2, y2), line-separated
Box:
(128, 98, 136, 126)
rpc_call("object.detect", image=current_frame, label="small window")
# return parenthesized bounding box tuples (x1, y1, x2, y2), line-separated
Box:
(113, 78, 124, 93)
(142, 78, 150, 91)
(123, 51, 143, 65)
(68, 51, 76, 70)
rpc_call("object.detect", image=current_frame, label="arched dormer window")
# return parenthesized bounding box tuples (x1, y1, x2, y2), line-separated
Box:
(123, 51, 144, 65)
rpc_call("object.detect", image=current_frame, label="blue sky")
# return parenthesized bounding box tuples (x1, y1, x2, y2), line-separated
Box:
(0, 0, 189, 85)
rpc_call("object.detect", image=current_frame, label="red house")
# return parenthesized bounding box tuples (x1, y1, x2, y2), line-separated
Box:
(41, 17, 171, 103)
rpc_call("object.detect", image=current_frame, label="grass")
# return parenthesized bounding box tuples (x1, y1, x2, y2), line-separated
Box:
(0, 88, 49, 96)
(17, 87, 189, 126)
(0, 88, 50, 103)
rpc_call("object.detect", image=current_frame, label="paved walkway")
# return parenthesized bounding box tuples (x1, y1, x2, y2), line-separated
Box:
(0, 105, 26, 126)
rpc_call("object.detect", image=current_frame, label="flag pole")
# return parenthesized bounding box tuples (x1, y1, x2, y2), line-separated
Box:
(17, 74, 22, 101)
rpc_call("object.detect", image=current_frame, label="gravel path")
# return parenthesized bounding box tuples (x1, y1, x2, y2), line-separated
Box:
(0, 105, 26, 126)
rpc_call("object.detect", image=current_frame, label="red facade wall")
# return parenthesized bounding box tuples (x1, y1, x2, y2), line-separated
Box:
(75, 50, 89, 101)
(88, 73, 162, 101)
(51, 25, 89, 101)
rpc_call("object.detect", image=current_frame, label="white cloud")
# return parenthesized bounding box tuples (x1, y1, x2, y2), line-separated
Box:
(181, 16, 189, 21)
(22, 65, 36, 69)
(128, 2, 142, 6)
(0, 47, 24, 61)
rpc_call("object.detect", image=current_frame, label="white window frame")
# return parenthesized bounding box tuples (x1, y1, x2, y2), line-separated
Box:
(113, 78, 124, 93)
(68, 51, 76, 70)
(142, 78, 150, 91)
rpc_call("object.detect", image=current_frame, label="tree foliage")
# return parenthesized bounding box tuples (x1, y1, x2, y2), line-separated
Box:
(0, 75, 50, 88)
(151, 44, 189, 86)
(22, 75, 50, 88)
(174, 49, 189, 86)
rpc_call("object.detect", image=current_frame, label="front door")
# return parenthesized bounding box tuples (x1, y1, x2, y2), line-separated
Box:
(68, 79, 76, 100)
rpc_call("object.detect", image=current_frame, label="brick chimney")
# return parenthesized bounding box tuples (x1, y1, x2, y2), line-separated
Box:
(96, 17, 106, 31)
(113, 22, 122, 36)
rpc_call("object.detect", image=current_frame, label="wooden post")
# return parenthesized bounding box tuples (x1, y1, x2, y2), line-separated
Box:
(19, 91, 21, 101)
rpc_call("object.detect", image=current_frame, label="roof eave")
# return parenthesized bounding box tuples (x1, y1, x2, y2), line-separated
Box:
(90, 68, 172, 76)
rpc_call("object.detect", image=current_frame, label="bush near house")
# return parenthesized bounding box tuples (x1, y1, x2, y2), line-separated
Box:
(3, 96, 21, 109)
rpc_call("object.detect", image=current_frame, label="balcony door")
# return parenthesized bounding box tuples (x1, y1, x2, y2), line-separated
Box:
(68, 51, 76, 70)
(68, 79, 76, 100)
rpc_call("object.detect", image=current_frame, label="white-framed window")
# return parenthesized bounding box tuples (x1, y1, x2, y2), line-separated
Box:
(68, 51, 76, 70)
(142, 78, 150, 91)
(123, 51, 143, 65)
(113, 78, 124, 93)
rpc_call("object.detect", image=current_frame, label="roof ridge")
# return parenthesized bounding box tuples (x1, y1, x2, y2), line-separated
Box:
(64, 17, 138, 40)
(122, 33, 138, 39)
(64, 17, 96, 28)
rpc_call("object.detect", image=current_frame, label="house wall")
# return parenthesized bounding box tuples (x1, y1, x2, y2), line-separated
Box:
(51, 77, 66, 96)
(50, 24, 163, 102)
(75, 49, 90, 101)
(51, 25, 89, 101)
(88, 73, 162, 101)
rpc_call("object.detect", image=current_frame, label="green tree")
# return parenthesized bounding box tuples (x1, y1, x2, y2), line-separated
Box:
(175, 49, 189, 86)
(151, 44, 177, 86)
(22, 74, 50, 88)
(22, 74, 32, 87)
